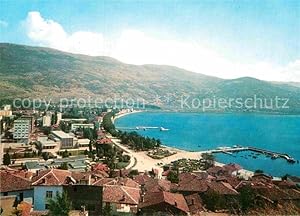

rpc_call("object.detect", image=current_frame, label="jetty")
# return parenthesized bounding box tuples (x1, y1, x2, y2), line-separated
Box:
(205, 146, 296, 164)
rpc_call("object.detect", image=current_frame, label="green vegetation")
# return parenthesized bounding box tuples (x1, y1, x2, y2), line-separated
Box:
(167, 170, 179, 183)
(202, 190, 226, 211)
(58, 162, 69, 170)
(169, 158, 214, 172)
(119, 131, 161, 150)
(254, 169, 264, 174)
(147, 148, 176, 159)
(201, 153, 215, 170)
(238, 185, 256, 213)
(3, 151, 11, 165)
(47, 192, 71, 216)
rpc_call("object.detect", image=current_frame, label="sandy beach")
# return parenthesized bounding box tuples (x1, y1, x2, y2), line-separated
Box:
(110, 110, 254, 179)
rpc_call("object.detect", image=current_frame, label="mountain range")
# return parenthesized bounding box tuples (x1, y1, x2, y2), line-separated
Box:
(1, 43, 300, 113)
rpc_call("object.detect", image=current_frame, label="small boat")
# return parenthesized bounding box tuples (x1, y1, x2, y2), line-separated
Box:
(160, 127, 169, 131)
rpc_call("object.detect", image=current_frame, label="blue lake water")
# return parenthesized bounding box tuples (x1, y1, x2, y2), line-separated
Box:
(115, 112, 300, 177)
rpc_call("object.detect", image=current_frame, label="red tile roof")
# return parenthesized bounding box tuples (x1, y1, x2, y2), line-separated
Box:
(176, 173, 208, 193)
(184, 193, 205, 213)
(31, 169, 75, 186)
(133, 173, 151, 185)
(208, 181, 239, 195)
(0, 171, 32, 192)
(223, 163, 242, 173)
(144, 179, 171, 193)
(93, 177, 140, 188)
(97, 138, 112, 145)
(139, 191, 189, 214)
(103, 185, 140, 205)
(92, 163, 109, 172)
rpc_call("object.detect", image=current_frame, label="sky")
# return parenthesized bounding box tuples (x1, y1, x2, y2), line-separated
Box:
(0, 0, 299, 82)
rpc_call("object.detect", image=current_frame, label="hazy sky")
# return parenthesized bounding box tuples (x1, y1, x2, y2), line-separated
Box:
(0, 0, 299, 81)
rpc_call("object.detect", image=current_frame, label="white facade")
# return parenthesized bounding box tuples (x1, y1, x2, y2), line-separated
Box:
(13, 119, 31, 139)
(42, 115, 51, 127)
(71, 123, 94, 131)
(56, 112, 62, 124)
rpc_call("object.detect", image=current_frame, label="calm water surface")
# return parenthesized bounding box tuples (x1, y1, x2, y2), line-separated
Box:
(115, 112, 300, 176)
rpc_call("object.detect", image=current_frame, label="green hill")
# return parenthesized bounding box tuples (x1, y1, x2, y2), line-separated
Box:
(1, 43, 300, 113)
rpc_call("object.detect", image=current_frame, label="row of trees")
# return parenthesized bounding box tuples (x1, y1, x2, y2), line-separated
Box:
(102, 112, 162, 150)
(119, 131, 161, 150)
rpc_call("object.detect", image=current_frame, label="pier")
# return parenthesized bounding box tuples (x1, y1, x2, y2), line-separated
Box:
(205, 146, 296, 164)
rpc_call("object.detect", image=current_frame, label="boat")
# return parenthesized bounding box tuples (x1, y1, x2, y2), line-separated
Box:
(160, 127, 169, 131)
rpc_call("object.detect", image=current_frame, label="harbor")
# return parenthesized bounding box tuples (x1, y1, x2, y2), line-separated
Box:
(208, 146, 297, 164)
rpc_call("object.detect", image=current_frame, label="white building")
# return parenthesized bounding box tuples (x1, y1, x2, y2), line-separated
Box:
(13, 118, 32, 140)
(71, 123, 94, 131)
(51, 131, 74, 149)
(0, 105, 12, 117)
(56, 112, 62, 125)
(42, 115, 51, 127)
(37, 136, 59, 149)
(77, 138, 90, 147)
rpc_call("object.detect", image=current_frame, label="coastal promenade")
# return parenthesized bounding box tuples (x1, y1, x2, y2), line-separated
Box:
(110, 111, 255, 179)
(109, 135, 255, 179)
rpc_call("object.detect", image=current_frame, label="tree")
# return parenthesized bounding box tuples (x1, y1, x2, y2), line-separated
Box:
(35, 142, 43, 156)
(238, 185, 256, 213)
(128, 169, 139, 178)
(47, 191, 71, 216)
(59, 162, 69, 170)
(102, 204, 112, 216)
(201, 153, 215, 170)
(42, 152, 49, 161)
(202, 190, 225, 211)
(3, 151, 11, 165)
(167, 170, 179, 183)
(62, 150, 69, 158)
(254, 169, 264, 174)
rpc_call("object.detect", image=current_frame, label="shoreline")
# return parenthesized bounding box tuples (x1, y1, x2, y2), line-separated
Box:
(110, 110, 255, 179)
(112, 110, 143, 124)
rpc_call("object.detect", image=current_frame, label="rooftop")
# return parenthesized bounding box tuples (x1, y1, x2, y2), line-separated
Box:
(0, 171, 32, 192)
(51, 130, 73, 139)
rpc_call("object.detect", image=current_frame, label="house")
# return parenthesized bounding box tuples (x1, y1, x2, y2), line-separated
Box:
(251, 173, 273, 183)
(139, 191, 189, 215)
(31, 169, 104, 213)
(176, 173, 208, 195)
(133, 173, 151, 186)
(98, 178, 141, 215)
(286, 175, 300, 187)
(223, 163, 242, 175)
(64, 185, 103, 214)
(144, 179, 172, 193)
(31, 169, 72, 210)
(207, 181, 239, 196)
(0, 170, 33, 204)
(184, 193, 205, 214)
(207, 166, 229, 177)
(92, 163, 109, 173)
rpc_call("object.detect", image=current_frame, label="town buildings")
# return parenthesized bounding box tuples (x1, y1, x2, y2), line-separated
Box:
(42, 115, 51, 127)
(71, 123, 94, 131)
(13, 117, 33, 142)
(51, 130, 74, 149)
